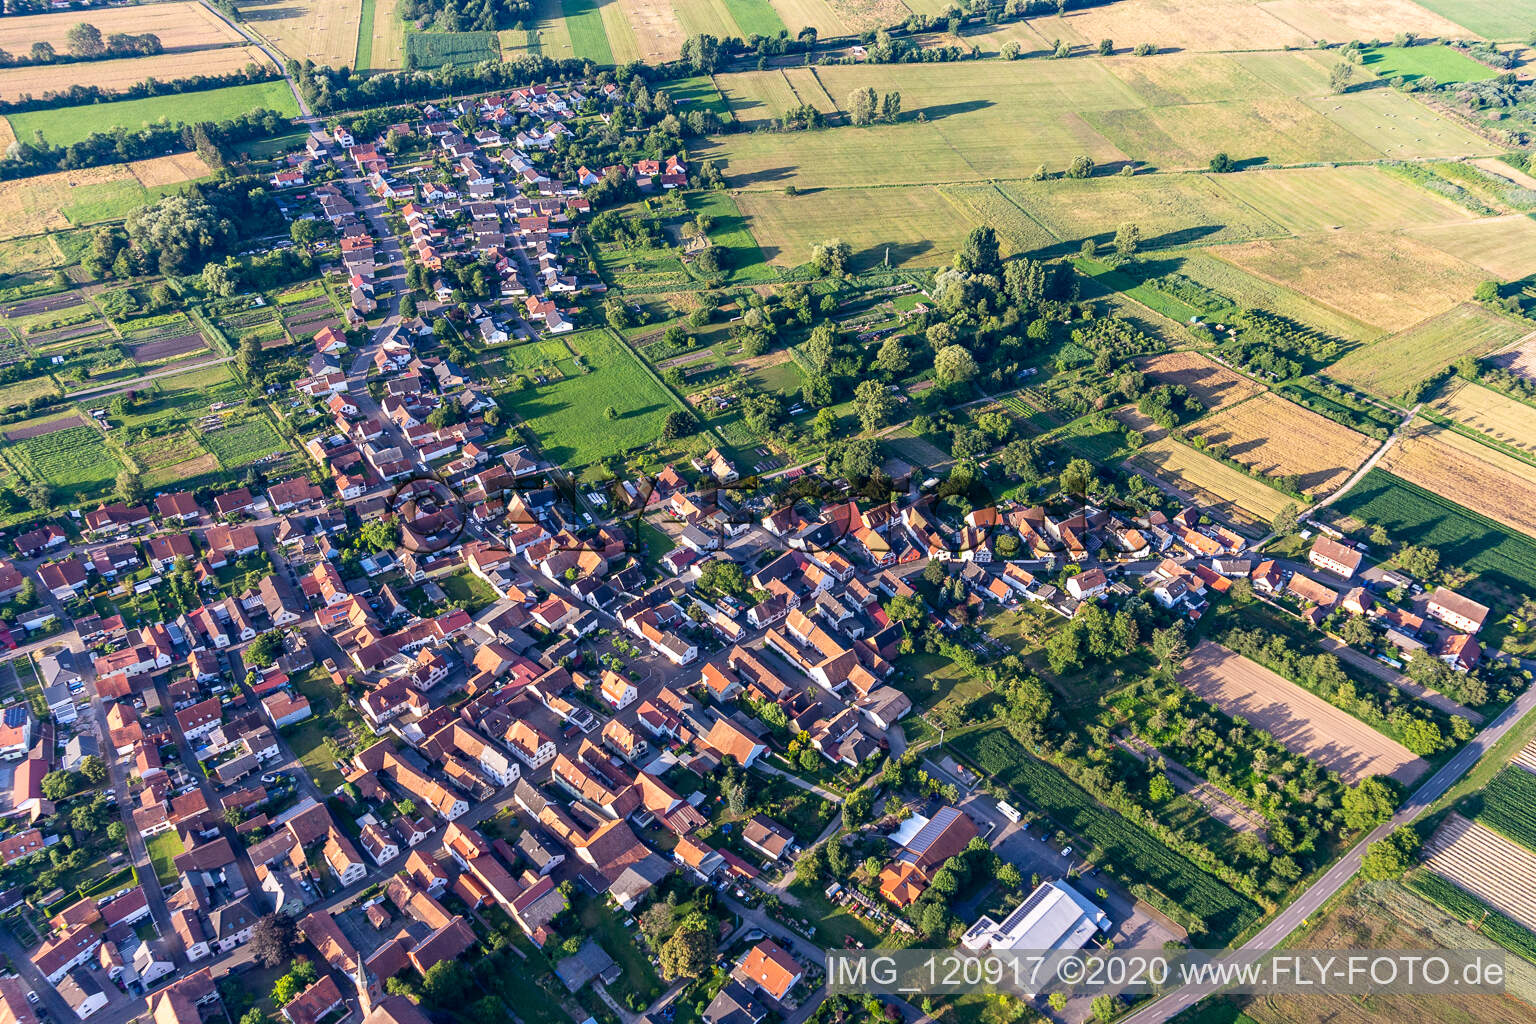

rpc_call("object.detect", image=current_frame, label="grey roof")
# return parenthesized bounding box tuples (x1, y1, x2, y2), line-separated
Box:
(554, 939, 619, 992)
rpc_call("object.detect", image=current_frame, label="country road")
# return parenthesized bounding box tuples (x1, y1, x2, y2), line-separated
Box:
(1120, 678, 1536, 1024)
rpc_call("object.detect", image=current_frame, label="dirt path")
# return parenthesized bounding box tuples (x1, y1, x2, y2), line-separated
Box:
(1115, 734, 1269, 838)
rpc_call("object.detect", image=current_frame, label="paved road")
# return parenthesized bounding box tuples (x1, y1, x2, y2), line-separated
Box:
(1121, 677, 1536, 1024)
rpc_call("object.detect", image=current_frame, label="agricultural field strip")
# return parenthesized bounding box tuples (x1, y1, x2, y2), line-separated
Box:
(1137, 351, 1265, 411)
(1425, 814, 1536, 934)
(1379, 423, 1536, 540)
(1177, 642, 1428, 785)
(1327, 302, 1530, 399)
(1127, 436, 1294, 526)
(1431, 380, 1536, 458)
(1184, 391, 1377, 496)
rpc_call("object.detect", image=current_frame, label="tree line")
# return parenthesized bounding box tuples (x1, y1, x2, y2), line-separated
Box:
(0, 108, 289, 181)
(0, 22, 162, 67)
(0, 62, 280, 113)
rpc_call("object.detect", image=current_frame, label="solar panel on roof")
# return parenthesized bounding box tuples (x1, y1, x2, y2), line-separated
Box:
(3, 706, 26, 727)
(997, 883, 1054, 934)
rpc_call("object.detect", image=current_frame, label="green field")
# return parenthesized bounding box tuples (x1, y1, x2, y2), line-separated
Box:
(499, 328, 687, 467)
(355, 0, 378, 70)
(9, 81, 300, 148)
(1000, 173, 1285, 249)
(1072, 257, 1204, 323)
(1331, 469, 1536, 593)
(1360, 44, 1502, 85)
(1396, 0, 1530, 40)
(8, 425, 125, 501)
(1406, 871, 1536, 965)
(560, 0, 614, 65)
(405, 31, 500, 68)
(952, 727, 1261, 944)
(686, 190, 773, 282)
(718, 0, 786, 36)
(1326, 303, 1529, 399)
(1471, 767, 1536, 852)
(202, 417, 286, 469)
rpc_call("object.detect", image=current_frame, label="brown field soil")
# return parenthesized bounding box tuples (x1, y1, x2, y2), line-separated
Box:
(130, 333, 206, 363)
(1136, 351, 1264, 411)
(1026, 0, 1309, 52)
(1127, 436, 1294, 528)
(1424, 814, 1536, 932)
(235, 0, 361, 69)
(1215, 231, 1484, 333)
(0, 117, 14, 154)
(1326, 302, 1530, 398)
(0, 2, 243, 51)
(1186, 392, 1377, 495)
(1431, 379, 1536, 457)
(1257, 0, 1475, 44)
(1177, 641, 1428, 785)
(129, 152, 214, 188)
(4, 414, 83, 441)
(1381, 423, 1536, 538)
(616, 0, 686, 62)
(0, 45, 273, 97)
(1407, 214, 1536, 280)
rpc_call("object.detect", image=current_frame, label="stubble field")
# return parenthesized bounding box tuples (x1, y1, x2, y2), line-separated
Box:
(0, 45, 274, 98)
(0, 2, 243, 50)
(1126, 435, 1294, 527)
(236, 0, 363, 69)
(1380, 423, 1536, 539)
(1406, 215, 1536, 280)
(1208, 164, 1473, 233)
(1430, 380, 1536, 457)
(1326, 303, 1530, 398)
(998, 173, 1284, 247)
(1136, 351, 1264, 411)
(1025, 0, 1310, 52)
(1178, 642, 1428, 785)
(0, 155, 211, 240)
(1184, 392, 1377, 495)
(1214, 232, 1485, 334)
(1256, 0, 1474, 45)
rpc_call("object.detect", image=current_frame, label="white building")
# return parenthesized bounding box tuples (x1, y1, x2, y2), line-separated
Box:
(960, 880, 1109, 989)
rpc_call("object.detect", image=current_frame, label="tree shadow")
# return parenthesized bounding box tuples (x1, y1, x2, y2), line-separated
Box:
(909, 99, 994, 122)
(854, 239, 932, 272)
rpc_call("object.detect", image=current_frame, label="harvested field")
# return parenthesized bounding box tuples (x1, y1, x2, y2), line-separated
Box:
(732, 186, 1025, 270)
(1489, 332, 1536, 383)
(1230, 49, 1334, 94)
(1137, 351, 1264, 411)
(1142, 353, 1259, 411)
(1102, 51, 1290, 106)
(1327, 303, 1529, 398)
(937, 185, 1057, 254)
(1304, 89, 1495, 160)
(1083, 96, 1377, 171)
(0, 46, 274, 99)
(1257, 0, 1473, 45)
(0, 2, 243, 51)
(0, 117, 13, 153)
(1178, 641, 1428, 785)
(717, 70, 805, 126)
(4, 414, 83, 441)
(1380, 423, 1536, 539)
(1177, 251, 1383, 342)
(1424, 815, 1536, 933)
(1214, 231, 1484, 334)
(1127, 435, 1294, 527)
(130, 333, 207, 363)
(997, 173, 1284, 247)
(0, 157, 205, 241)
(129, 152, 214, 188)
(1431, 380, 1536, 458)
(236, 0, 362, 68)
(1186, 392, 1377, 495)
(615, 0, 685, 62)
(1026, 0, 1309, 52)
(1208, 164, 1473, 233)
(1407, 215, 1536, 280)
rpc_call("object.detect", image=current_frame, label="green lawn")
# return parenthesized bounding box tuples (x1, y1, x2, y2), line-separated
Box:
(146, 831, 185, 887)
(10, 81, 299, 148)
(1071, 257, 1204, 323)
(281, 718, 346, 795)
(560, 0, 614, 65)
(440, 570, 499, 613)
(785, 877, 885, 949)
(719, 0, 786, 37)
(578, 899, 663, 1006)
(1360, 44, 1502, 85)
(498, 328, 686, 468)
(355, 0, 378, 69)
(688, 190, 775, 283)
